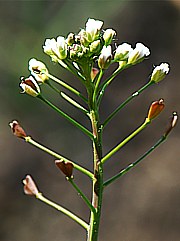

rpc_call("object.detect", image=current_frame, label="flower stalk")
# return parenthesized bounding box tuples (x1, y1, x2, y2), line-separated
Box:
(36, 192, 89, 230)
(103, 81, 154, 128)
(68, 177, 97, 214)
(103, 112, 178, 187)
(46, 72, 87, 102)
(38, 95, 93, 139)
(103, 135, 166, 187)
(25, 136, 93, 179)
(102, 117, 151, 164)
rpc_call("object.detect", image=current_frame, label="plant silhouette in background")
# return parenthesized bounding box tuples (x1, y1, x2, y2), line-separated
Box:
(9, 18, 178, 241)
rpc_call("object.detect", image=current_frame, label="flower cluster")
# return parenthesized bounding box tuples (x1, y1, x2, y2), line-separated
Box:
(43, 18, 150, 70)
(19, 18, 170, 98)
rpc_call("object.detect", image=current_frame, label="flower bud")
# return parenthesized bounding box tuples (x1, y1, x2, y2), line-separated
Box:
(66, 33, 75, 46)
(20, 76, 41, 97)
(114, 43, 133, 61)
(91, 67, 99, 81)
(29, 58, 49, 83)
(56, 36, 68, 59)
(103, 29, 116, 46)
(85, 18, 103, 42)
(147, 99, 165, 120)
(55, 160, 74, 178)
(98, 45, 112, 69)
(164, 112, 178, 137)
(9, 120, 27, 139)
(150, 63, 170, 83)
(89, 40, 101, 54)
(78, 29, 90, 47)
(69, 44, 84, 60)
(23, 175, 39, 196)
(128, 43, 150, 65)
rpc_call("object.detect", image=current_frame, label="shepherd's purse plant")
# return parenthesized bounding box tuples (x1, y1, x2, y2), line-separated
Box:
(9, 18, 178, 241)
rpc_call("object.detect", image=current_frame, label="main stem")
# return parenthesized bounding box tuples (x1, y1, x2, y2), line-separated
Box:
(87, 109, 103, 241)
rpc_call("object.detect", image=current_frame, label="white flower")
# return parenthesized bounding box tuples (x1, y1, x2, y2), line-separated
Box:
(103, 29, 116, 46)
(43, 38, 59, 60)
(150, 63, 170, 83)
(98, 45, 112, 69)
(85, 18, 103, 42)
(20, 75, 40, 97)
(128, 43, 150, 65)
(114, 43, 133, 61)
(29, 58, 49, 83)
(56, 36, 68, 59)
(43, 37, 67, 61)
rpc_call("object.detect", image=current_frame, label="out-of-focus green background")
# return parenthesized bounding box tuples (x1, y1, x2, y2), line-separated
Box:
(1, 1, 180, 241)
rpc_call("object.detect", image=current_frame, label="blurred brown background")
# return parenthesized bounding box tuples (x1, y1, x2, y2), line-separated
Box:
(0, 1, 180, 241)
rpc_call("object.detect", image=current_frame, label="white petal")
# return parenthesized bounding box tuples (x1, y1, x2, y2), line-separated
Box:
(135, 43, 150, 57)
(86, 18, 103, 33)
(116, 43, 133, 55)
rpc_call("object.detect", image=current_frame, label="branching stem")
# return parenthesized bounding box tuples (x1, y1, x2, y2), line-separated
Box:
(101, 118, 151, 164)
(68, 178, 96, 214)
(103, 134, 167, 187)
(103, 81, 153, 128)
(25, 136, 94, 179)
(38, 95, 93, 140)
(46, 73, 87, 102)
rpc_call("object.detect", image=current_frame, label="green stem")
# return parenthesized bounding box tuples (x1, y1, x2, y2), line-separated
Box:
(97, 82, 108, 107)
(38, 95, 93, 140)
(36, 193, 89, 230)
(103, 135, 167, 187)
(60, 59, 86, 82)
(68, 178, 96, 214)
(46, 73, 87, 102)
(101, 118, 151, 164)
(97, 64, 129, 105)
(46, 81, 88, 114)
(46, 80, 61, 94)
(57, 59, 79, 77)
(100, 65, 124, 87)
(25, 136, 93, 179)
(60, 92, 89, 114)
(93, 69, 104, 106)
(87, 111, 104, 241)
(103, 81, 153, 128)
